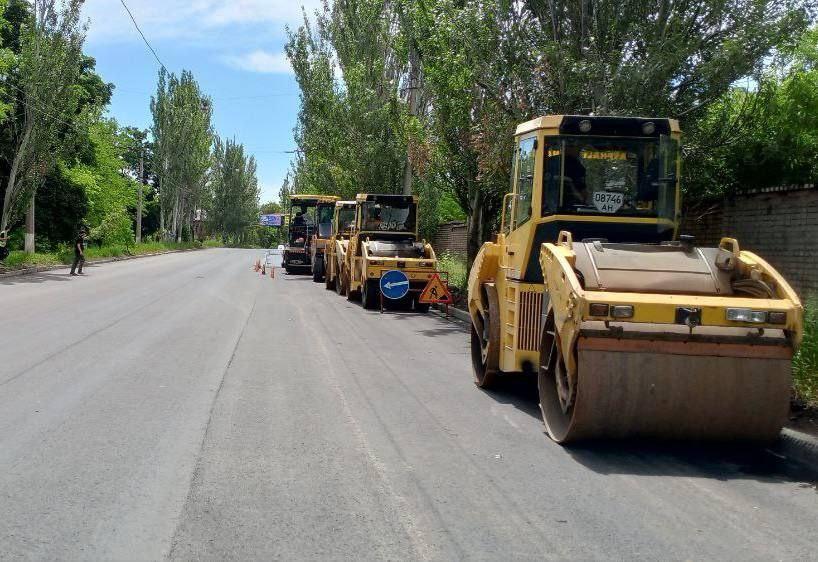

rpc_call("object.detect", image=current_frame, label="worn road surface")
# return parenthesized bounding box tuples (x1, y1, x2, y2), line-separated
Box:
(1, 248, 816, 561)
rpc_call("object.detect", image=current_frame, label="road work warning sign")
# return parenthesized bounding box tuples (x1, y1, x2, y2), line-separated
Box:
(418, 273, 453, 304)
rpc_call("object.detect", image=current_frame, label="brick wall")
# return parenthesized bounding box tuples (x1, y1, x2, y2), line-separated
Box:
(433, 221, 467, 255)
(433, 188, 818, 296)
(681, 185, 818, 297)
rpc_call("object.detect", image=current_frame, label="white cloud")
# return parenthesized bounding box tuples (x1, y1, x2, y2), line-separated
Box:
(82, 0, 323, 43)
(221, 50, 292, 74)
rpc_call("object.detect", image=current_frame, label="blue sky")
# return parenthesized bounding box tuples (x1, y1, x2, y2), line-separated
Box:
(82, 0, 322, 203)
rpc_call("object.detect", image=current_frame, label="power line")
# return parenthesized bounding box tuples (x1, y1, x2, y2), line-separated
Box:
(4, 80, 87, 134)
(118, 0, 167, 71)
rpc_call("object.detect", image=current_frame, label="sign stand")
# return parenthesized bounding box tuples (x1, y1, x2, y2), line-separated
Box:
(418, 273, 454, 318)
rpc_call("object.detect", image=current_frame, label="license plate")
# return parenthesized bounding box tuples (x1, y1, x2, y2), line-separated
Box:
(592, 191, 624, 213)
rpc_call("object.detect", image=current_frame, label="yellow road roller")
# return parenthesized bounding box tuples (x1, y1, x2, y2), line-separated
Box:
(467, 115, 804, 443)
(342, 193, 438, 310)
(324, 200, 356, 292)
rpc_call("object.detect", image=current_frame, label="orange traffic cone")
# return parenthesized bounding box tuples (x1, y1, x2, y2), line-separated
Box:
(270, 267, 275, 279)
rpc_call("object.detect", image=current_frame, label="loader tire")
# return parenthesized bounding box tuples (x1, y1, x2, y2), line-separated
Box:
(362, 279, 379, 310)
(346, 272, 360, 302)
(336, 270, 347, 296)
(470, 283, 500, 388)
(312, 256, 324, 283)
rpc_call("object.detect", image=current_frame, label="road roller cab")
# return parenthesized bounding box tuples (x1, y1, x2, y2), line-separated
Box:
(324, 200, 356, 292)
(282, 194, 338, 274)
(467, 115, 804, 443)
(341, 193, 438, 310)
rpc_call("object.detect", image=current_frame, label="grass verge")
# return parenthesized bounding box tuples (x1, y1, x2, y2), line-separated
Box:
(1, 241, 202, 272)
(794, 295, 818, 408)
(437, 251, 468, 306)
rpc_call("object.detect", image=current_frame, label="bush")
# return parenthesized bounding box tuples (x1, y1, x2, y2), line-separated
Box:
(2, 251, 62, 268)
(90, 210, 134, 247)
(437, 250, 468, 297)
(794, 295, 818, 408)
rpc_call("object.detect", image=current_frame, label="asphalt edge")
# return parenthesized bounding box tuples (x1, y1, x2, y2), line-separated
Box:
(432, 303, 470, 324)
(0, 247, 204, 279)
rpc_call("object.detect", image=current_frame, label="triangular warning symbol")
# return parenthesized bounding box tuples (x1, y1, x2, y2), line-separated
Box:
(418, 273, 453, 304)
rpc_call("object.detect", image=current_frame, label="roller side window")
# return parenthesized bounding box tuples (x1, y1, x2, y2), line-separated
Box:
(513, 137, 536, 229)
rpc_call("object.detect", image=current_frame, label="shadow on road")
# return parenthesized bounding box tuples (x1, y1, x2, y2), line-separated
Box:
(565, 440, 818, 484)
(0, 270, 75, 285)
(385, 309, 469, 337)
(482, 373, 541, 419)
(279, 274, 313, 281)
(480, 373, 818, 485)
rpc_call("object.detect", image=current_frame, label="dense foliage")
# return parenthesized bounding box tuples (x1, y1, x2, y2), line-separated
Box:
(151, 69, 213, 242)
(0, 0, 263, 256)
(687, 29, 818, 198)
(211, 137, 261, 244)
(0, 0, 90, 239)
(286, 0, 811, 259)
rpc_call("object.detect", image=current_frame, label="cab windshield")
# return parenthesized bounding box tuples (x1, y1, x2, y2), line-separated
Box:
(337, 207, 356, 233)
(542, 136, 677, 223)
(361, 201, 416, 232)
(288, 204, 315, 246)
(316, 204, 333, 238)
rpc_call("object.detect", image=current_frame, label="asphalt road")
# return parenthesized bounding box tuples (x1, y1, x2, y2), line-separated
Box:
(1, 248, 817, 561)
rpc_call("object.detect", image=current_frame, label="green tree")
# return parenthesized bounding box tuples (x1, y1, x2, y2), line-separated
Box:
(151, 69, 213, 242)
(0, 0, 87, 250)
(285, 3, 408, 200)
(211, 137, 260, 244)
(395, 0, 807, 260)
(62, 118, 137, 246)
(260, 200, 282, 214)
(687, 27, 818, 198)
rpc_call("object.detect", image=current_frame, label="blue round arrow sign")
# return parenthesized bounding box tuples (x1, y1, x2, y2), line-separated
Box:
(379, 269, 410, 300)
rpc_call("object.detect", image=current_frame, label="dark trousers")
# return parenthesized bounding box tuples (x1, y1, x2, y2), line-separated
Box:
(71, 254, 85, 274)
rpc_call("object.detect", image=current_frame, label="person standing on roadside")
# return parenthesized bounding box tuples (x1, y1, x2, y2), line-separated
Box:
(70, 230, 86, 276)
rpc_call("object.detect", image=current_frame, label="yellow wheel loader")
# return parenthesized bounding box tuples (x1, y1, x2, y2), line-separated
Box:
(342, 194, 438, 311)
(282, 194, 338, 274)
(310, 199, 340, 283)
(467, 115, 804, 443)
(324, 200, 356, 292)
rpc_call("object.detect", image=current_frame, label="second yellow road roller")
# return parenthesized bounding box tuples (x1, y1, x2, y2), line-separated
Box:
(467, 114, 804, 443)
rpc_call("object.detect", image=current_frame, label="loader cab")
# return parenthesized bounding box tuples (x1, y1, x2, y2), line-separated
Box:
(503, 115, 681, 282)
(285, 194, 339, 247)
(315, 201, 336, 240)
(333, 200, 357, 239)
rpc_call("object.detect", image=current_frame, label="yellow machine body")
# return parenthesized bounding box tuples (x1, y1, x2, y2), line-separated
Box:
(467, 115, 804, 443)
(324, 200, 356, 292)
(309, 199, 342, 282)
(339, 194, 438, 309)
(282, 194, 338, 274)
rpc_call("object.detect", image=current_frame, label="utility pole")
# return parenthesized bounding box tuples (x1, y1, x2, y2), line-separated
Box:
(24, 192, 34, 254)
(136, 150, 144, 244)
(402, 43, 421, 196)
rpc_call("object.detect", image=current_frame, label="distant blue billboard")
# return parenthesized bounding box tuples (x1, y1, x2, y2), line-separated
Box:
(260, 214, 283, 227)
